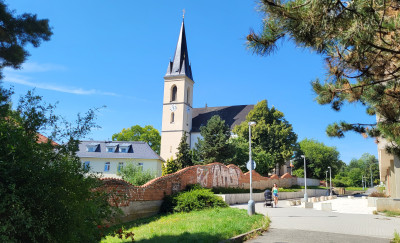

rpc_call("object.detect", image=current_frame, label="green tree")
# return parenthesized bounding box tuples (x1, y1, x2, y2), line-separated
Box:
(162, 157, 182, 176)
(0, 88, 115, 242)
(175, 132, 193, 168)
(233, 100, 297, 173)
(112, 125, 161, 154)
(293, 138, 342, 180)
(0, 1, 52, 79)
(248, 0, 400, 156)
(196, 115, 232, 164)
(118, 162, 156, 186)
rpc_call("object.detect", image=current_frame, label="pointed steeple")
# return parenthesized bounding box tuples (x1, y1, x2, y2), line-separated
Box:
(165, 19, 193, 81)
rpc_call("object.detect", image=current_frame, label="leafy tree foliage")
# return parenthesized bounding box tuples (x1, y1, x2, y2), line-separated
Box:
(233, 100, 297, 174)
(248, 0, 400, 156)
(112, 125, 161, 154)
(0, 87, 115, 242)
(0, 1, 52, 78)
(162, 157, 182, 176)
(333, 153, 379, 187)
(292, 138, 342, 180)
(175, 132, 193, 168)
(117, 162, 156, 186)
(196, 115, 232, 164)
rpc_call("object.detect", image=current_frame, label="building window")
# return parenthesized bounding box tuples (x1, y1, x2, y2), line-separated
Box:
(83, 161, 90, 170)
(171, 85, 177, 101)
(120, 147, 127, 153)
(170, 112, 175, 123)
(88, 147, 95, 152)
(107, 147, 114, 153)
(118, 162, 124, 172)
(138, 163, 143, 171)
(104, 162, 110, 172)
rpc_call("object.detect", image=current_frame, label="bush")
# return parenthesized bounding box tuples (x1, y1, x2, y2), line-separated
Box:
(160, 188, 228, 213)
(174, 188, 228, 213)
(369, 192, 387, 197)
(118, 162, 156, 186)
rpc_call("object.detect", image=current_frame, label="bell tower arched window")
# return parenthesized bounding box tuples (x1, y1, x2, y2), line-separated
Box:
(170, 112, 175, 123)
(171, 85, 177, 102)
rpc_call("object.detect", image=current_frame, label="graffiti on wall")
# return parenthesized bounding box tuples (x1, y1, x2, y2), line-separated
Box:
(197, 164, 240, 187)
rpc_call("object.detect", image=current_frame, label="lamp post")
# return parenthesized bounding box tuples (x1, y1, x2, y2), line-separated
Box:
(362, 175, 365, 190)
(370, 165, 373, 188)
(248, 121, 256, 216)
(301, 155, 307, 201)
(328, 166, 332, 196)
(326, 171, 328, 187)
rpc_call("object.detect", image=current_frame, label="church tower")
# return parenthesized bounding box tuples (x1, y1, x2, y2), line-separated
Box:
(160, 19, 194, 161)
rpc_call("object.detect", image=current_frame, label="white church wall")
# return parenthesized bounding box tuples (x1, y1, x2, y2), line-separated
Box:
(190, 132, 202, 149)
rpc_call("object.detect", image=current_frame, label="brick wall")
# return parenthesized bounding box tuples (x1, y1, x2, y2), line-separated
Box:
(99, 162, 295, 206)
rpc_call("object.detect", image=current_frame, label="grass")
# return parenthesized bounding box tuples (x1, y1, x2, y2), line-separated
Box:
(392, 231, 400, 243)
(383, 210, 400, 217)
(101, 207, 269, 243)
(345, 187, 366, 191)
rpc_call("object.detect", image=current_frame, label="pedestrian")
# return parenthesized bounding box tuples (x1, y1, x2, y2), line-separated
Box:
(272, 183, 279, 207)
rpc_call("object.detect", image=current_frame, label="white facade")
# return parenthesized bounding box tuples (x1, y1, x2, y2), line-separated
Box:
(81, 158, 162, 178)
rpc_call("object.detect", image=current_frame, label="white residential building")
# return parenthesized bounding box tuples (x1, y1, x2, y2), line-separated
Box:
(77, 141, 163, 178)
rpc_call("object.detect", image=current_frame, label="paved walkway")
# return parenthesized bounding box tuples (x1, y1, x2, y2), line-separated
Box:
(231, 196, 400, 242)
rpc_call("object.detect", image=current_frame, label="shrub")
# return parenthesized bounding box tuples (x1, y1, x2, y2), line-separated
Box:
(160, 188, 228, 213)
(369, 192, 387, 197)
(173, 188, 228, 213)
(394, 231, 400, 243)
(118, 162, 156, 186)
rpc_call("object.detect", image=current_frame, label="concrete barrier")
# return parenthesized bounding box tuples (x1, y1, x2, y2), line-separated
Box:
(368, 197, 380, 207)
(348, 196, 354, 199)
(302, 202, 313, 208)
(321, 203, 332, 211)
(218, 189, 328, 205)
(376, 198, 400, 211)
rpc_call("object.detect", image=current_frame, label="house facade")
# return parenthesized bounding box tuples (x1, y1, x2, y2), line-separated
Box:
(77, 141, 163, 178)
(378, 137, 400, 198)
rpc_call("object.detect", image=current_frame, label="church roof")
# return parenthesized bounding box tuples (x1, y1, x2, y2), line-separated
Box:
(191, 105, 254, 133)
(165, 20, 193, 81)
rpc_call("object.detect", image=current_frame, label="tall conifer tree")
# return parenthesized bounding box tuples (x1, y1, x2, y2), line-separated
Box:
(248, 0, 400, 155)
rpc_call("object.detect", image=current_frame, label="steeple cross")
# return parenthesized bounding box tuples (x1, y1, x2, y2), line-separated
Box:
(183, 9, 185, 19)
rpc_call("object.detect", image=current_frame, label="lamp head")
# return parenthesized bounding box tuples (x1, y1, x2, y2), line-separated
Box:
(248, 121, 256, 126)
(328, 166, 331, 169)
(300, 155, 305, 158)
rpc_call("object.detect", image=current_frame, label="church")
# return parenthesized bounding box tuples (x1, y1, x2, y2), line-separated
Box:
(160, 18, 253, 161)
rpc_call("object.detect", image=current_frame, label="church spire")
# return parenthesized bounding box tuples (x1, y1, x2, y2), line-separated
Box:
(165, 18, 193, 81)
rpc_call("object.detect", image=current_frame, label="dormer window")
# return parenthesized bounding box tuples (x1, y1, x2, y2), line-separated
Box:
(119, 144, 131, 153)
(105, 143, 118, 153)
(86, 143, 99, 152)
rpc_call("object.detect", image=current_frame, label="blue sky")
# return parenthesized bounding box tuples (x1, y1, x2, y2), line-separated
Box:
(4, 0, 377, 163)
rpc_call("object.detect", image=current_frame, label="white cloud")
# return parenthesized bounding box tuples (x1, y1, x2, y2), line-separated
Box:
(3, 73, 119, 96)
(4, 62, 67, 73)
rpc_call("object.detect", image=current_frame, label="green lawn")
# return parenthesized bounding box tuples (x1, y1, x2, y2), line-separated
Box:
(101, 208, 269, 243)
(383, 210, 400, 217)
(345, 187, 366, 191)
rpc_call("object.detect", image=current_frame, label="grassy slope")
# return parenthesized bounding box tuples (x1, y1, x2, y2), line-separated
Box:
(102, 208, 268, 243)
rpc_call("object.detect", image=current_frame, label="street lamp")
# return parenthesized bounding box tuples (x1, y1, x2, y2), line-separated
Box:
(301, 155, 307, 201)
(370, 165, 373, 188)
(326, 171, 328, 187)
(248, 121, 256, 216)
(328, 166, 332, 196)
(362, 175, 365, 190)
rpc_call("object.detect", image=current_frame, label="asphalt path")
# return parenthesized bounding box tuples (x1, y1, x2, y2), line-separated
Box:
(231, 196, 400, 243)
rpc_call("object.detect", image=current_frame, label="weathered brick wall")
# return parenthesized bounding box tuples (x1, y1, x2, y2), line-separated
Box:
(100, 162, 294, 206)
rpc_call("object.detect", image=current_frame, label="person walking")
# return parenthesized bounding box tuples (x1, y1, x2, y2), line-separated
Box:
(272, 183, 279, 207)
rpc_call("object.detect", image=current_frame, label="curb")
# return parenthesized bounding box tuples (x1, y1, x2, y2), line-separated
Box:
(220, 227, 267, 243)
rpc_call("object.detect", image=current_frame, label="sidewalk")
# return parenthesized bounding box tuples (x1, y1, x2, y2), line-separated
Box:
(231, 196, 400, 242)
